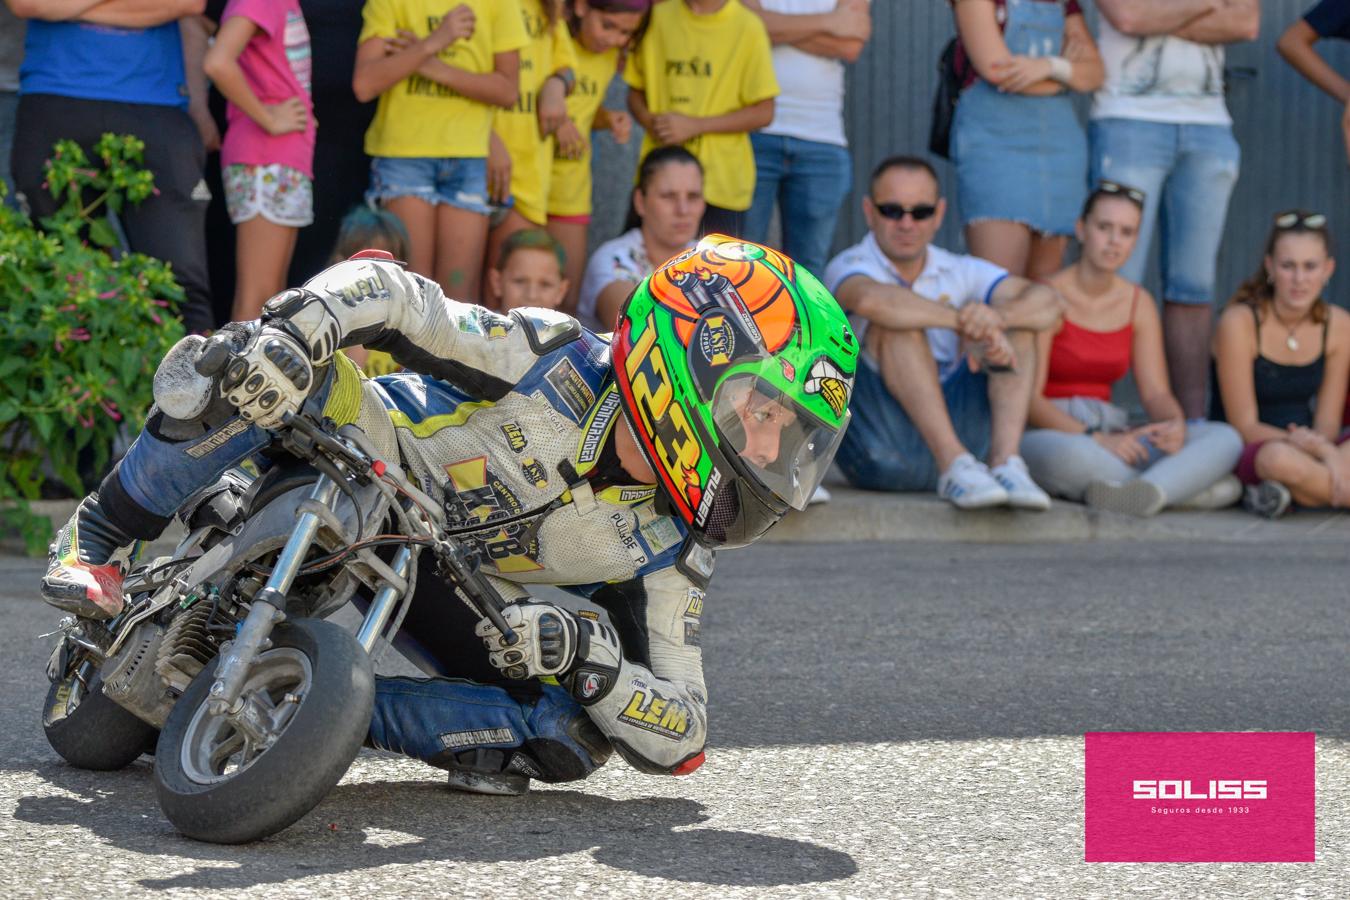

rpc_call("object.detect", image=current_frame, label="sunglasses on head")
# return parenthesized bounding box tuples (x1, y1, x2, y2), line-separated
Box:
(1096, 180, 1145, 206)
(872, 201, 938, 222)
(1275, 211, 1327, 230)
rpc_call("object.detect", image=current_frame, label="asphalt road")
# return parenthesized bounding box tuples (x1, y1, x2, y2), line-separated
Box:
(1, 541, 1348, 899)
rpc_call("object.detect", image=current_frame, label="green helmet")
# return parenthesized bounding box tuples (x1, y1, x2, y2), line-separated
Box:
(610, 235, 858, 548)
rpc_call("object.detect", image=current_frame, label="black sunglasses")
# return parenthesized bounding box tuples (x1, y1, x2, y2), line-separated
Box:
(1274, 211, 1327, 230)
(872, 201, 938, 222)
(1096, 180, 1145, 207)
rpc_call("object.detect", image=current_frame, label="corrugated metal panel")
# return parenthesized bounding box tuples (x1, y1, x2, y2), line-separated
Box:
(593, 1, 1350, 305)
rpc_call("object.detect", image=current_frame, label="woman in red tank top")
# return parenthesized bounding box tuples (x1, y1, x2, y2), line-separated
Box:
(1019, 183, 1242, 515)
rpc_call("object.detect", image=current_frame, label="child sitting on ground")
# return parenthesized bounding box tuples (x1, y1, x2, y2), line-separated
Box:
(487, 228, 569, 312)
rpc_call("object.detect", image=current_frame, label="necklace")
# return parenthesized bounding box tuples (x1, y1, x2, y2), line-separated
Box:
(1270, 303, 1312, 352)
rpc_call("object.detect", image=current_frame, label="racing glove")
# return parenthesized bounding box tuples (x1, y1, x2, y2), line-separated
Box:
(475, 602, 624, 705)
(220, 324, 314, 429)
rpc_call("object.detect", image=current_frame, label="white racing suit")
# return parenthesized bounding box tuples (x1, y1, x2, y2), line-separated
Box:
(105, 258, 715, 783)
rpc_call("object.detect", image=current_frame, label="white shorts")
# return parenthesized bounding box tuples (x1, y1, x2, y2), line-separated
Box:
(223, 163, 314, 227)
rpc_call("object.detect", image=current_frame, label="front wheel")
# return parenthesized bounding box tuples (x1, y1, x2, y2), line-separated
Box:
(153, 617, 374, 844)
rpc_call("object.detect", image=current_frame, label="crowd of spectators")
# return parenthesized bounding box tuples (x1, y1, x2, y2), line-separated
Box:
(3, 0, 1349, 522)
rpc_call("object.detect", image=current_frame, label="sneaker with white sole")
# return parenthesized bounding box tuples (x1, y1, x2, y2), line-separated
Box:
(937, 453, 1009, 509)
(1085, 479, 1166, 517)
(1175, 474, 1242, 511)
(990, 455, 1051, 511)
(1243, 480, 1292, 519)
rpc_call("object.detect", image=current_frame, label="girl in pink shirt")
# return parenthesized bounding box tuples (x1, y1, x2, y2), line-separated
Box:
(204, 0, 316, 321)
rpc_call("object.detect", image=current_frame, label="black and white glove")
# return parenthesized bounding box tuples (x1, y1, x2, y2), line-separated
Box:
(475, 602, 623, 704)
(220, 325, 313, 429)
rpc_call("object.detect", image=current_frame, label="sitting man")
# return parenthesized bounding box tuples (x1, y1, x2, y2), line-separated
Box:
(41, 235, 857, 795)
(823, 155, 1061, 510)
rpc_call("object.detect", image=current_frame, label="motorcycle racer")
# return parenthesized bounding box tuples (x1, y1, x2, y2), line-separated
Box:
(40, 235, 858, 794)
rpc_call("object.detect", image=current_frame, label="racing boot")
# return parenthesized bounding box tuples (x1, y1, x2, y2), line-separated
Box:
(40, 495, 140, 619)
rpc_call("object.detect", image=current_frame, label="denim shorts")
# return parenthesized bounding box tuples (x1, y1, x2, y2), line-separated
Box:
(835, 359, 991, 492)
(365, 156, 491, 216)
(1089, 118, 1240, 305)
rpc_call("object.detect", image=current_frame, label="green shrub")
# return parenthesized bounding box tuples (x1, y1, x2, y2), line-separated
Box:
(0, 134, 186, 554)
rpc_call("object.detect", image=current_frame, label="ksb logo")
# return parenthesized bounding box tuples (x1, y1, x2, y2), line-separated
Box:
(1132, 779, 1268, 800)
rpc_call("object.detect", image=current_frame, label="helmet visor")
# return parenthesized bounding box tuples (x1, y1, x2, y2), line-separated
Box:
(711, 374, 849, 511)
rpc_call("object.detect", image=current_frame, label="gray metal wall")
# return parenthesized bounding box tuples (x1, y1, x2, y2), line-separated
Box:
(593, 1, 1350, 305)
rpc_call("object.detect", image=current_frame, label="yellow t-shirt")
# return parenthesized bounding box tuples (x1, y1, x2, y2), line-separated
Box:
(624, 0, 778, 211)
(360, 0, 528, 158)
(547, 44, 620, 218)
(492, 0, 578, 224)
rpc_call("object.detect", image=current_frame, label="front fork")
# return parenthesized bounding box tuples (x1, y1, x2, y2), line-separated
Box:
(206, 471, 416, 727)
(207, 476, 340, 716)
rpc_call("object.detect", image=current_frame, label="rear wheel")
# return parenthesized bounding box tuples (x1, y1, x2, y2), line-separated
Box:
(153, 617, 374, 844)
(43, 666, 158, 771)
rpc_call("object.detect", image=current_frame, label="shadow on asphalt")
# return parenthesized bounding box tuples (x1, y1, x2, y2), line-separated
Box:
(14, 763, 857, 889)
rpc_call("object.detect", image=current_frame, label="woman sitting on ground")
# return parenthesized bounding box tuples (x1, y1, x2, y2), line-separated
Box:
(1020, 182, 1242, 516)
(1211, 210, 1350, 519)
(576, 145, 704, 331)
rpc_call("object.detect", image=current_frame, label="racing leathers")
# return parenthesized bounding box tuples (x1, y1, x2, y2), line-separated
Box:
(94, 257, 715, 783)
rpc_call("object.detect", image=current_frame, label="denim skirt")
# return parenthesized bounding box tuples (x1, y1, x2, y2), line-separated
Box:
(951, 79, 1087, 237)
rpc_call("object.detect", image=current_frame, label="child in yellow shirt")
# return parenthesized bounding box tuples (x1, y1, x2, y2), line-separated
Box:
(485, 0, 578, 296)
(545, 0, 648, 314)
(352, 0, 527, 303)
(625, 0, 778, 236)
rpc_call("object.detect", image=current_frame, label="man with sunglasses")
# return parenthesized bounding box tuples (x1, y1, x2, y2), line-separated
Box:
(823, 155, 1061, 509)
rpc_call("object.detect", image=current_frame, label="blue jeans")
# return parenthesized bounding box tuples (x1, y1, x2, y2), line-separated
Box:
(1089, 118, 1240, 305)
(744, 133, 852, 278)
(836, 360, 991, 492)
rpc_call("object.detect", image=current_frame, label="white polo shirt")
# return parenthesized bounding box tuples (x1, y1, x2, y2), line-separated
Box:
(578, 228, 696, 332)
(823, 233, 1008, 382)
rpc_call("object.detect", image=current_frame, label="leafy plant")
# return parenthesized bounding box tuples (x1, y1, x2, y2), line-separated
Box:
(0, 134, 186, 554)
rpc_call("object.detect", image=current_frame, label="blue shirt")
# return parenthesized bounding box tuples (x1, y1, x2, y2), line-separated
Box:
(1305, 0, 1350, 40)
(20, 21, 187, 108)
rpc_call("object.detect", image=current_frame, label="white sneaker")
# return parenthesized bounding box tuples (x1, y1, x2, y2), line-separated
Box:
(937, 453, 1009, 509)
(808, 484, 831, 505)
(990, 455, 1051, 511)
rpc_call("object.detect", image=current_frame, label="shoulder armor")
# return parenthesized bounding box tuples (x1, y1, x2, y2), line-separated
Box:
(510, 307, 583, 355)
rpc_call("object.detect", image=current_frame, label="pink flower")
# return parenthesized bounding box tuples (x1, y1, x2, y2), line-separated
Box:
(78, 414, 94, 429)
(54, 339, 64, 353)
(72, 389, 91, 403)
(100, 399, 122, 422)
(56, 304, 77, 313)
(151, 299, 170, 307)
(98, 290, 119, 300)
(69, 328, 91, 341)
(149, 312, 163, 326)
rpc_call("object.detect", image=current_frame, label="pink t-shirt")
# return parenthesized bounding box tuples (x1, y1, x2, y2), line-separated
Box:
(219, 0, 315, 178)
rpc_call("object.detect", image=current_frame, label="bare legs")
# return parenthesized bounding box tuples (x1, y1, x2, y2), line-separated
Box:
(1254, 440, 1350, 508)
(483, 209, 535, 308)
(546, 218, 588, 315)
(384, 196, 489, 303)
(965, 220, 1067, 279)
(231, 217, 298, 322)
(868, 325, 1037, 471)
